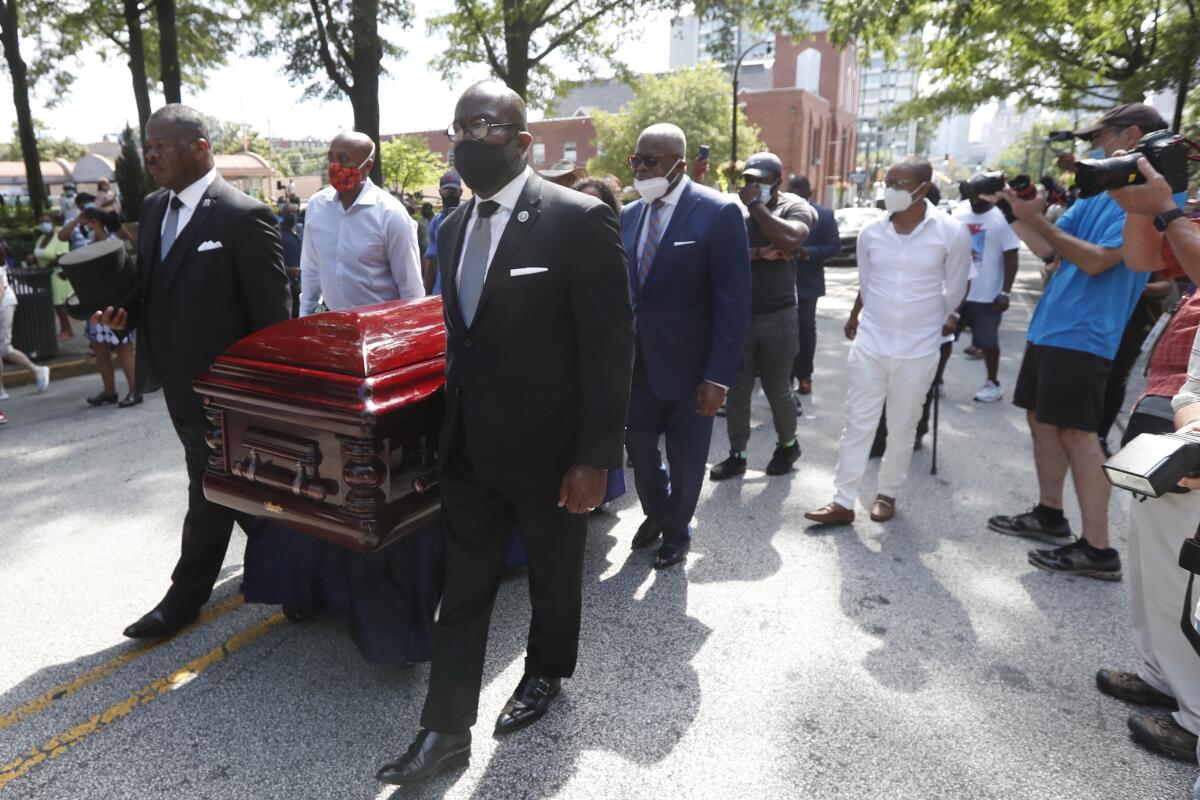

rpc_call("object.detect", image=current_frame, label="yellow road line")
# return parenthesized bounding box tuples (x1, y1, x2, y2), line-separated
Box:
(0, 594, 246, 733)
(0, 610, 285, 793)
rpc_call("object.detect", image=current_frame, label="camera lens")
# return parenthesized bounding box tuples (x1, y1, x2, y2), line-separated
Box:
(1075, 153, 1144, 198)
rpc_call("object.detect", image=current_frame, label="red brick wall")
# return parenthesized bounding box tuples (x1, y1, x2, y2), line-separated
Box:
(403, 117, 598, 173)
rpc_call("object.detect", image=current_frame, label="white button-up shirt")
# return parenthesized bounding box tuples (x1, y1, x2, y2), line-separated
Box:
(454, 166, 532, 287)
(856, 200, 972, 359)
(161, 167, 218, 244)
(299, 178, 424, 316)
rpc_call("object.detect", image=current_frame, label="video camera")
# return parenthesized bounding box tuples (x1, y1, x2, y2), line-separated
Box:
(1075, 129, 1196, 198)
(958, 171, 1006, 201)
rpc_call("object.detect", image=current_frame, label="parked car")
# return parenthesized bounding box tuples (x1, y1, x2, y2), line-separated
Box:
(828, 206, 885, 266)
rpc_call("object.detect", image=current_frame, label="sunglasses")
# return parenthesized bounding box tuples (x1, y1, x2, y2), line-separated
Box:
(627, 154, 679, 169)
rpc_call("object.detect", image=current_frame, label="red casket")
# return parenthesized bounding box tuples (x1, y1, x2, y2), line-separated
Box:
(195, 296, 446, 552)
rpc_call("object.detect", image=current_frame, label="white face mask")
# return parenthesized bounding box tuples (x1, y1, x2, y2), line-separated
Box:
(634, 159, 681, 203)
(884, 185, 922, 214)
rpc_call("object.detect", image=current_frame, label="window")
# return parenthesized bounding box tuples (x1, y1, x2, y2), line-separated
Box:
(532, 142, 546, 165)
(795, 48, 822, 95)
(564, 141, 577, 162)
(811, 127, 822, 165)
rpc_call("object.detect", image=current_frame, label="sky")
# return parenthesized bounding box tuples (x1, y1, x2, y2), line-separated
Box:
(2, 9, 673, 145)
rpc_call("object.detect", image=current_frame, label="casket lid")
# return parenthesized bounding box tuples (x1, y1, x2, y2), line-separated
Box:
(224, 296, 445, 378)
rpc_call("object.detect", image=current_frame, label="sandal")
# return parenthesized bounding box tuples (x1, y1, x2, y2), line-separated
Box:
(118, 393, 143, 408)
(86, 392, 119, 406)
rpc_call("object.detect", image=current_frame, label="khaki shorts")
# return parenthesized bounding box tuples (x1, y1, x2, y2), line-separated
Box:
(0, 303, 14, 356)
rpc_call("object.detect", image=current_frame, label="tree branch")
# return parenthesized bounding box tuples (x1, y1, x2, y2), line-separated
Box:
(308, 0, 352, 94)
(318, 0, 354, 74)
(530, 0, 628, 65)
(461, 0, 507, 80)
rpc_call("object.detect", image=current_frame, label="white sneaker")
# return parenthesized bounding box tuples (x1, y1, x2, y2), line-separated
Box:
(34, 366, 50, 393)
(974, 380, 1003, 403)
(0, 389, 8, 401)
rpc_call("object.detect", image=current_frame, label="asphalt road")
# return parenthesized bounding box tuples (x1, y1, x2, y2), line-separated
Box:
(1, 252, 1195, 800)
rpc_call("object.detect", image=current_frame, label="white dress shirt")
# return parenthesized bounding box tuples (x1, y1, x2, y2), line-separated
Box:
(299, 178, 425, 316)
(855, 200, 972, 359)
(161, 167, 218, 244)
(636, 175, 688, 259)
(454, 166, 533, 287)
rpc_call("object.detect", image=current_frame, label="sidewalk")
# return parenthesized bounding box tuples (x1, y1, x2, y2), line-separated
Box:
(3, 326, 97, 390)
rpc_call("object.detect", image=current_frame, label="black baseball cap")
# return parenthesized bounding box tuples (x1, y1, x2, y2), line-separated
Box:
(1074, 103, 1167, 138)
(742, 152, 783, 181)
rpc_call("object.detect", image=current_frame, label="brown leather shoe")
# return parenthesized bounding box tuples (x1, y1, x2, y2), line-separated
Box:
(869, 495, 896, 522)
(805, 502, 855, 525)
(1128, 711, 1199, 762)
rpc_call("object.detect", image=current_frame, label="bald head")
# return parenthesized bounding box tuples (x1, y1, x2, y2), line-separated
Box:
(894, 158, 933, 184)
(331, 131, 375, 164)
(637, 123, 686, 159)
(456, 81, 528, 130)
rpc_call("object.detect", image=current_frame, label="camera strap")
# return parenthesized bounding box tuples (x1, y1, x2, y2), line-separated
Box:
(1178, 520, 1200, 658)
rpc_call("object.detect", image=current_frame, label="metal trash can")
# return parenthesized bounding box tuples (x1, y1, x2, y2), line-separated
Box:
(9, 267, 58, 361)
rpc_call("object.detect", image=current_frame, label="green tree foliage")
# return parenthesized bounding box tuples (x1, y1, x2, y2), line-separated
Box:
(1, 119, 87, 160)
(252, 0, 414, 185)
(379, 135, 446, 195)
(428, 0, 807, 105)
(113, 123, 149, 220)
(205, 117, 271, 156)
(822, 0, 1199, 130)
(588, 65, 764, 187)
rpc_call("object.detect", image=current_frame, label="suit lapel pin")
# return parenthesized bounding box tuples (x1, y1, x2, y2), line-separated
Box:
(202, 198, 213, 207)
(517, 210, 529, 223)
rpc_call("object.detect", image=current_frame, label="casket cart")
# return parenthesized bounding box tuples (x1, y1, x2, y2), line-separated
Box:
(195, 296, 446, 552)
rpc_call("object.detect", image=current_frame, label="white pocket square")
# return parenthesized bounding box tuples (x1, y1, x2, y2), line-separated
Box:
(197, 240, 223, 252)
(510, 267, 548, 276)
(673, 240, 696, 246)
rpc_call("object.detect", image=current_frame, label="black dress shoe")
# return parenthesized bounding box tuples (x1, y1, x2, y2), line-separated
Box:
(375, 729, 471, 785)
(654, 541, 689, 569)
(122, 607, 195, 639)
(282, 604, 311, 623)
(631, 517, 662, 550)
(494, 675, 561, 736)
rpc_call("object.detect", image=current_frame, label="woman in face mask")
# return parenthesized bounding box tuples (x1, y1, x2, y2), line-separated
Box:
(26, 213, 74, 339)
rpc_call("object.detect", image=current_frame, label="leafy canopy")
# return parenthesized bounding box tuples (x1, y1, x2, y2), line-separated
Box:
(1, 120, 86, 161)
(821, 0, 1199, 121)
(380, 135, 447, 194)
(589, 65, 764, 187)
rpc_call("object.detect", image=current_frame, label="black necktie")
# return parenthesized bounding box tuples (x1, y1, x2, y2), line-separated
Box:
(458, 200, 500, 326)
(160, 195, 184, 261)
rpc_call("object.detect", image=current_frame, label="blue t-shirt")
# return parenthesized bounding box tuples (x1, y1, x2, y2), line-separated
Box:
(1026, 191, 1184, 360)
(426, 211, 450, 295)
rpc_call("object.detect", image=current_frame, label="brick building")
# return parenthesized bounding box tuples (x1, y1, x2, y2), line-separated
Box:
(395, 32, 858, 207)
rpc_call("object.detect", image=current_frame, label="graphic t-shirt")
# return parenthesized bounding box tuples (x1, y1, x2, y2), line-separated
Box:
(952, 204, 1021, 303)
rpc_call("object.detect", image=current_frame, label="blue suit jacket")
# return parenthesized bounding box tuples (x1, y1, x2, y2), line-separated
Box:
(795, 201, 839, 299)
(621, 179, 751, 402)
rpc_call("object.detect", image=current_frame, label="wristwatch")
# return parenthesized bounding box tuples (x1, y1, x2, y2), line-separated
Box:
(1154, 208, 1185, 232)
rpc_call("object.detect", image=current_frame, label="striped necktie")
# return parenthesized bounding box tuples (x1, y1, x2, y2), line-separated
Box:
(637, 200, 665, 289)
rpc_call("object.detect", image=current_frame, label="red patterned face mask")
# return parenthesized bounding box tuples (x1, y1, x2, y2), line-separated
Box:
(328, 145, 374, 193)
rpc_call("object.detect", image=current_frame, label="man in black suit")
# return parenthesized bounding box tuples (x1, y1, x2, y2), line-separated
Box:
(376, 82, 634, 786)
(93, 104, 291, 639)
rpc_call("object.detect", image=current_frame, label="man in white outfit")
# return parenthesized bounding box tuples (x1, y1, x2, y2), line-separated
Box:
(806, 159, 971, 525)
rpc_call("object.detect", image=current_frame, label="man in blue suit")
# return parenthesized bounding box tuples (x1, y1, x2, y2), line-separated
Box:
(621, 123, 751, 569)
(788, 175, 841, 398)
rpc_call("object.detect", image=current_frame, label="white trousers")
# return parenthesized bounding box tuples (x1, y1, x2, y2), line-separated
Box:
(1128, 490, 1200, 734)
(833, 343, 939, 508)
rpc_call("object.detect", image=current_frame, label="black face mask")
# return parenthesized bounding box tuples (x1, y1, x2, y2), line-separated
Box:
(441, 190, 461, 209)
(281, 214, 296, 229)
(969, 198, 993, 215)
(454, 138, 521, 194)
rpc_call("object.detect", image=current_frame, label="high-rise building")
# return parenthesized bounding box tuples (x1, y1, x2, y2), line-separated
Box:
(857, 49, 919, 170)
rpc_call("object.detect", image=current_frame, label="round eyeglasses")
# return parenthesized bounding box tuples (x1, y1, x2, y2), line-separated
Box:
(445, 119, 518, 143)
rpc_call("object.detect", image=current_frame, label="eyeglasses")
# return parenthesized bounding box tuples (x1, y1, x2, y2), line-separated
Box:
(884, 178, 921, 189)
(627, 154, 679, 169)
(445, 119, 518, 143)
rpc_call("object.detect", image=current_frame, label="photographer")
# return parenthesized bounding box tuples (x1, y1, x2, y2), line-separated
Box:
(1094, 156, 1200, 764)
(987, 103, 1174, 581)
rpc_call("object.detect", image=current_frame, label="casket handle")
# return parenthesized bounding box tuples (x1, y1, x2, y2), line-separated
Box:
(232, 451, 331, 502)
(412, 471, 438, 493)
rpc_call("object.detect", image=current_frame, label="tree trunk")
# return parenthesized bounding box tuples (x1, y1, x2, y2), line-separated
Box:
(503, 21, 530, 101)
(0, 0, 44, 216)
(123, 0, 152, 140)
(349, 0, 382, 185)
(156, 0, 181, 103)
(1176, 43, 1196, 133)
